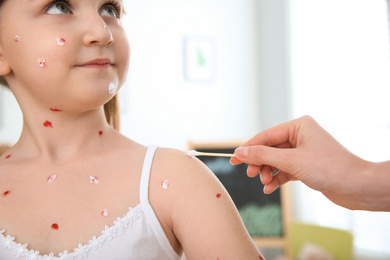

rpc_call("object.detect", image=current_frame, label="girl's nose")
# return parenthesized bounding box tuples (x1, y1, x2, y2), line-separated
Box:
(82, 14, 114, 46)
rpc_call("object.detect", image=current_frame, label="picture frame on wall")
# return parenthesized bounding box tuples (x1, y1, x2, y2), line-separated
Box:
(183, 36, 217, 83)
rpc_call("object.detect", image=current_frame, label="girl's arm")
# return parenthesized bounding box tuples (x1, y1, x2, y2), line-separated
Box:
(150, 148, 263, 260)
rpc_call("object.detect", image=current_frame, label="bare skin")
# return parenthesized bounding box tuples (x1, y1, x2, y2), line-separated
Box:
(231, 116, 390, 211)
(0, 0, 262, 258)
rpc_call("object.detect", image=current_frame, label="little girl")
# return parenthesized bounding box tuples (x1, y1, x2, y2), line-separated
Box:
(0, 0, 264, 259)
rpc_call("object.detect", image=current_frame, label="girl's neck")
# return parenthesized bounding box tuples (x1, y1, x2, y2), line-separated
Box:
(14, 106, 112, 162)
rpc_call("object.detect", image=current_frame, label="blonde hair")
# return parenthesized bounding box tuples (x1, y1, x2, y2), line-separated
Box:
(104, 95, 120, 131)
(0, 145, 10, 155)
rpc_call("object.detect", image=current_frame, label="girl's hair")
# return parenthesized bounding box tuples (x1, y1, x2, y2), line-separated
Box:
(0, 0, 120, 131)
(0, 144, 10, 155)
(104, 94, 120, 131)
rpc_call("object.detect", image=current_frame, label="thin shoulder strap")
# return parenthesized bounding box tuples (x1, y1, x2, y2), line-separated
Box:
(139, 146, 180, 259)
(140, 145, 158, 204)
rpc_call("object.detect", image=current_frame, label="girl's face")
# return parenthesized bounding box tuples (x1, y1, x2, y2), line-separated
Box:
(0, 0, 129, 112)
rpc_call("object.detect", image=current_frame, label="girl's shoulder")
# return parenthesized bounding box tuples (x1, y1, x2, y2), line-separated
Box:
(148, 146, 228, 222)
(149, 147, 262, 258)
(151, 147, 217, 185)
(147, 147, 226, 255)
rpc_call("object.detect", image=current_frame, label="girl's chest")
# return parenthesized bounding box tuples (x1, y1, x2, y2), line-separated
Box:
(0, 163, 142, 256)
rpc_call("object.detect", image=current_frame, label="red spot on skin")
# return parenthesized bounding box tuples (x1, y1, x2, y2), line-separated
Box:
(99, 131, 103, 136)
(216, 193, 221, 198)
(37, 58, 46, 68)
(5, 155, 11, 159)
(43, 121, 53, 128)
(259, 255, 264, 260)
(47, 174, 57, 184)
(57, 38, 66, 46)
(102, 209, 109, 217)
(51, 223, 59, 230)
(50, 108, 62, 112)
(3, 191, 10, 196)
(90, 176, 99, 184)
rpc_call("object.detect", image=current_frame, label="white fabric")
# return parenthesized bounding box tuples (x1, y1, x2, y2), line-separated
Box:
(0, 146, 181, 260)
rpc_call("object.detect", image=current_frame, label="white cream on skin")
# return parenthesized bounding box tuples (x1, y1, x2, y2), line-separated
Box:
(109, 82, 117, 94)
(161, 180, 169, 190)
(37, 58, 46, 68)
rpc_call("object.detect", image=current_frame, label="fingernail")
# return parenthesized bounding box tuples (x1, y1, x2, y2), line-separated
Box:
(271, 169, 280, 176)
(235, 147, 248, 158)
(263, 184, 279, 194)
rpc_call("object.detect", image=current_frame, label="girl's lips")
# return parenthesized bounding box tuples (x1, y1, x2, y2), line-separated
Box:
(77, 58, 113, 68)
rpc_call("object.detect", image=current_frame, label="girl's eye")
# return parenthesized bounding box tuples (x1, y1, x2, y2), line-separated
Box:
(100, 4, 120, 18)
(46, 1, 71, 15)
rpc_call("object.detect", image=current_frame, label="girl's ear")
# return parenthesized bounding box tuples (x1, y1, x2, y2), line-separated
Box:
(0, 52, 11, 76)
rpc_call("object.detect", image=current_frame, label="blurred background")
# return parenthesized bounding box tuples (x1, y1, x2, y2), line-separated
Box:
(1, 0, 389, 259)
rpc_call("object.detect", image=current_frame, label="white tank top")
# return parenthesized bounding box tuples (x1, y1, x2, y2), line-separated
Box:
(0, 146, 181, 260)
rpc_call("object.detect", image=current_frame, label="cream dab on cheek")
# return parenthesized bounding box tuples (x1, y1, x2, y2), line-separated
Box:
(57, 38, 66, 46)
(37, 58, 46, 68)
(108, 82, 117, 94)
(14, 35, 21, 43)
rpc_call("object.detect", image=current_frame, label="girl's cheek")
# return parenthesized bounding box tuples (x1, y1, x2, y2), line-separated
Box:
(26, 36, 68, 71)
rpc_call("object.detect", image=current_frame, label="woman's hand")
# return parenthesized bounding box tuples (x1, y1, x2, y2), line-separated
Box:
(230, 116, 385, 211)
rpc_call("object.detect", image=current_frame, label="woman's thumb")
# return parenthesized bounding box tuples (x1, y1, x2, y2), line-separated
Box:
(234, 145, 291, 170)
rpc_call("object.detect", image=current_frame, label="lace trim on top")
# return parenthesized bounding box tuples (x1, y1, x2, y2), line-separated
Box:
(0, 204, 143, 260)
